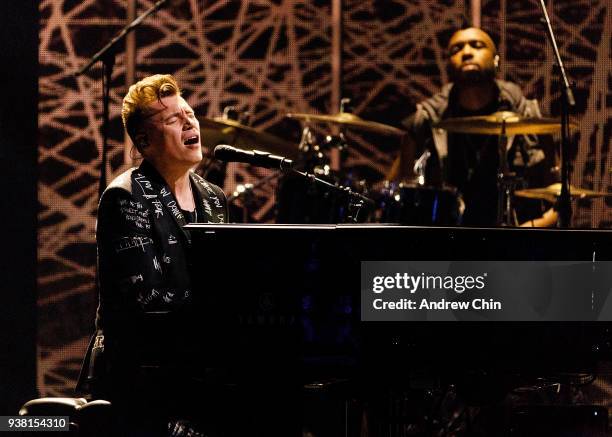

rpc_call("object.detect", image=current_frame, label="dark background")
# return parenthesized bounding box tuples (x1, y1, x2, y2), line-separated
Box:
(0, 0, 38, 415)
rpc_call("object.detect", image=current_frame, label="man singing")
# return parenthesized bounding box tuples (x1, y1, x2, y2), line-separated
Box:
(78, 74, 227, 435)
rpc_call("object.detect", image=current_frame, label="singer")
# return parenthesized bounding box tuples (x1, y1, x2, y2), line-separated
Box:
(77, 74, 227, 436)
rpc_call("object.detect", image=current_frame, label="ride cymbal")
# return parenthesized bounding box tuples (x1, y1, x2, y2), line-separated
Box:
(286, 112, 406, 136)
(433, 111, 578, 135)
(198, 116, 298, 159)
(515, 183, 610, 202)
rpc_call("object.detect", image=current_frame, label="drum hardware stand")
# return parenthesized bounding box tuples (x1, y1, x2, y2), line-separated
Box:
(496, 118, 522, 226)
(297, 126, 326, 171)
(296, 125, 350, 179)
(413, 150, 431, 186)
(228, 172, 283, 222)
(347, 197, 365, 222)
(229, 183, 255, 222)
(289, 169, 374, 223)
(340, 97, 352, 113)
(298, 125, 316, 153)
(539, 0, 575, 228)
(222, 105, 239, 121)
(75, 0, 170, 198)
(222, 105, 252, 127)
(324, 131, 350, 167)
(497, 176, 521, 226)
(324, 132, 349, 153)
(325, 97, 352, 172)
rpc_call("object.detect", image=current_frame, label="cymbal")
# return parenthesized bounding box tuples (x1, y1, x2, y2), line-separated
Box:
(198, 116, 298, 159)
(433, 111, 578, 135)
(286, 112, 406, 136)
(515, 183, 610, 202)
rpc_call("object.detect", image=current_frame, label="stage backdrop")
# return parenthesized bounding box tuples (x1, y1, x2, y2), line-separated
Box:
(38, 0, 610, 398)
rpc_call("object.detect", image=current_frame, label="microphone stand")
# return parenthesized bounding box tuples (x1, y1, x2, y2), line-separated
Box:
(75, 0, 170, 199)
(538, 0, 575, 228)
(289, 169, 374, 223)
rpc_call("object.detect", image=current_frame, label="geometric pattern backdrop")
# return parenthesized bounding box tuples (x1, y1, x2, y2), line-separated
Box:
(38, 0, 610, 397)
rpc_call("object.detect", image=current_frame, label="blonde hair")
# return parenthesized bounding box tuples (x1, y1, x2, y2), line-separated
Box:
(121, 74, 180, 147)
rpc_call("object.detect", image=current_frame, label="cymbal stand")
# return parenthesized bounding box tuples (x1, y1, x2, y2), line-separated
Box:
(346, 196, 366, 223)
(496, 119, 521, 226)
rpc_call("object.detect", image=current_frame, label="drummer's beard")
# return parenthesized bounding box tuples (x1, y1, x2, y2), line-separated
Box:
(450, 64, 496, 86)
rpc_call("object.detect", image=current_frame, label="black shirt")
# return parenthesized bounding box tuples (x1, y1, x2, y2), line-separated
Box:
(402, 80, 549, 226)
(180, 208, 196, 224)
(445, 87, 506, 225)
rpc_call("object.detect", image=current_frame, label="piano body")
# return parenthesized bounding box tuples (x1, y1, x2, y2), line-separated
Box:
(179, 224, 612, 435)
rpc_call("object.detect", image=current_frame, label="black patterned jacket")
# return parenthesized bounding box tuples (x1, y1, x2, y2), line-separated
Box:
(77, 160, 227, 397)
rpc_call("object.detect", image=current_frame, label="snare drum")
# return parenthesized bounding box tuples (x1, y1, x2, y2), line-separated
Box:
(377, 182, 462, 225)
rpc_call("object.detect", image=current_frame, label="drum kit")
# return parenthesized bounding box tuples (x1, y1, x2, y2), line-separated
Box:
(197, 105, 608, 227)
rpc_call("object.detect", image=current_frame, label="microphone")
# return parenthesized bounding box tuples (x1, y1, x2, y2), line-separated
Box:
(213, 145, 293, 170)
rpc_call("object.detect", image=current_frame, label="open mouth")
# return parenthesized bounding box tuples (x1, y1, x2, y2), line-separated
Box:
(183, 135, 199, 146)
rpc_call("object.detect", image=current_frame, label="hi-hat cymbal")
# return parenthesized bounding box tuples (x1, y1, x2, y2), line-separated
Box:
(515, 183, 610, 202)
(286, 112, 406, 136)
(198, 116, 298, 159)
(433, 111, 578, 135)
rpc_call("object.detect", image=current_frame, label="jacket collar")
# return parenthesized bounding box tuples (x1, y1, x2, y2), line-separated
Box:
(134, 160, 195, 243)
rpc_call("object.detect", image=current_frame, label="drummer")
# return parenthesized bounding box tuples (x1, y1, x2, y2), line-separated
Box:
(388, 27, 557, 227)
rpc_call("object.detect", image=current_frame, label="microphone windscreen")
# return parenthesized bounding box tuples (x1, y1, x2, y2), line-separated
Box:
(213, 144, 236, 160)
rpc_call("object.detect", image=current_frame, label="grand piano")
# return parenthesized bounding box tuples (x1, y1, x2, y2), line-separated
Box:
(181, 224, 611, 436)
